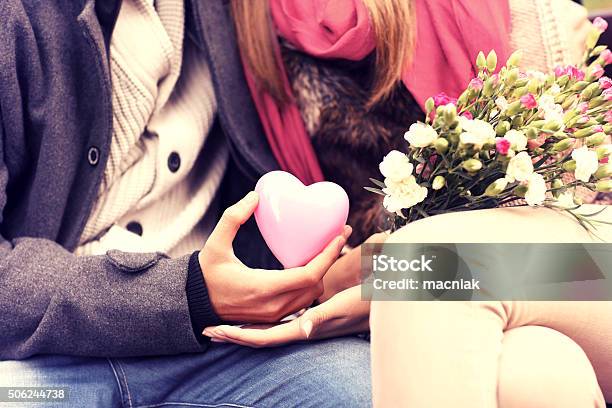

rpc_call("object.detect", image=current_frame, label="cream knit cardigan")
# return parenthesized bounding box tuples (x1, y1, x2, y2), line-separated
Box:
(509, 0, 592, 72)
(76, 0, 226, 257)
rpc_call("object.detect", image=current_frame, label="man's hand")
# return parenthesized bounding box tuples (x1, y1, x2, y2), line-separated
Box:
(200, 191, 351, 323)
(202, 285, 369, 347)
(318, 232, 388, 303)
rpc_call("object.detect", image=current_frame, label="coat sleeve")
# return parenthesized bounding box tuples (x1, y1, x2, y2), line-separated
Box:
(0, 0, 233, 360)
(0, 119, 217, 359)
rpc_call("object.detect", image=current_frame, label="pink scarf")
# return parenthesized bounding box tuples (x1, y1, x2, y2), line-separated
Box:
(242, 0, 511, 185)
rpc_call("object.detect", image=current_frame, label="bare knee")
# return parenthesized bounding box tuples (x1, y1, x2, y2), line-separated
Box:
(498, 326, 605, 408)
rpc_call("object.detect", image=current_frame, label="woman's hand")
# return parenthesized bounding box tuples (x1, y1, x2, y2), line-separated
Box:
(318, 232, 388, 303)
(203, 285, 369, 348)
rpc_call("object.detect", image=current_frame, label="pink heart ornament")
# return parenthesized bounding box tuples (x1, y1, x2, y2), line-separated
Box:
(254, 171, 349, 268)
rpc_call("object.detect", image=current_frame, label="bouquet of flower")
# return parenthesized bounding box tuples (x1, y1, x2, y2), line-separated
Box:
(367, 18, 612, 232)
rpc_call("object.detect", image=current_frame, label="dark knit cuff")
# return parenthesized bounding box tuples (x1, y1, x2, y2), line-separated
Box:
(186, 251, 223, 344)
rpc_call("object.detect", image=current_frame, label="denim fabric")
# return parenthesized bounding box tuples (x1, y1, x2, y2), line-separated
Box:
(0, 337, 371, 408)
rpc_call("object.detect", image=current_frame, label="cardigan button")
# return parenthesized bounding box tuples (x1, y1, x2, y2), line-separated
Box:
(87, 146, 100, 166)
(167, 151, 181, 173)
(126, 221, 143, 236)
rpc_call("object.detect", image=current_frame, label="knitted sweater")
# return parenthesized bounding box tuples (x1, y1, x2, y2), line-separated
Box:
(77, 0, 226, 257)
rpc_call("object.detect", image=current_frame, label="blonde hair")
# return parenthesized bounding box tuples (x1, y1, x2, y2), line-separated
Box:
(231, 0, 416, 107)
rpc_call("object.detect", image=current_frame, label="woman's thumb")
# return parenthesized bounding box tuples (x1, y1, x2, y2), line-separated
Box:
(301, 319, 314, 338)
(300, 308, 327, 339)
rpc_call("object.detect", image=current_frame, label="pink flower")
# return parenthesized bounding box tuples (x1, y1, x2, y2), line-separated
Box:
(604, 88, 612, 101)
(570, 66, 585, 81)
(577, 115, 590, 124)
(415, 155, 437, 178)
(593, 124, 604, 133)
(605, 110, 612, 123)
(433, 92, 457, 107)
(577, 102, 589, 114)
(602, 157, 610, 164)
(496, 138, 511, 155)
(461, 111, 474, 120)
(601, 49, 612, 65)
(520, 93, 537, 109)
(594, 17, 608, 33)
(599, 77, 612, 89)
(469, 77, 484, 90)
(556, 65, 586, 80)
(591, 64, 605, 79)
(554, 66, 568, 77)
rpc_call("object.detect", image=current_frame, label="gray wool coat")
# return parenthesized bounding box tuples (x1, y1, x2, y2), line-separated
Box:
(0, 0, 279, 359)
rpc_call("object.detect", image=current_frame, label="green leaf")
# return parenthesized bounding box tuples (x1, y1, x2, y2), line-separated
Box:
(369, 178, 386, 188)
(565, 210, 603, 241)
(579, 207, 609, 218)
(364, 186, 386, 196)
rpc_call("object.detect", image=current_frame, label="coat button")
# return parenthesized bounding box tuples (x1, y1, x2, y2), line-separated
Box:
(87, 146, 100, 166)
(126, 221, 143, 236)
(167, 151, 181, 173)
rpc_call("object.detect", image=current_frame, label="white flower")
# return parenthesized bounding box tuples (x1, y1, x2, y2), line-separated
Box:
(495, 96, 508, 112)
(404, 122, 438, 148)
(505, 151, 534, 182)
(543, 104, 565, 129)
(504, 130, 528, 152)
(571, 146, 599, 182)
(379, 150, 413, 183)
(382, 176, 428, 215)
(548, 84, 561, 96)
(526, 70, 546, 82)
(525, 173, 547, 206)
(459, 118, 496, 149)
(538, 94, 556, 111)
(460, 132, 483, 148)
(538, 94, 565, 130)
(554, 191, 576, 208)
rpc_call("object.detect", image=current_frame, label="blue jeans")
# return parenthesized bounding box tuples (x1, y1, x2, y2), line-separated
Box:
(0, 337, 371, 408)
